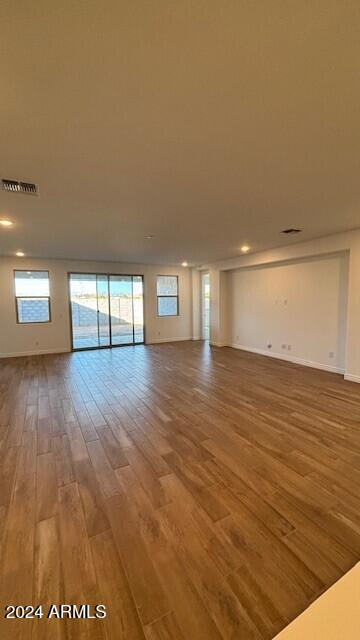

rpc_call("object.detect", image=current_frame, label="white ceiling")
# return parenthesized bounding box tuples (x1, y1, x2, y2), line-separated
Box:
(1, 1, 359, 265)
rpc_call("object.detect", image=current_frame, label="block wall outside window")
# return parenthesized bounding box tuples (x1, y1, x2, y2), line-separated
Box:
(14, 271, 51, 324)
(157, 275, 179, 316)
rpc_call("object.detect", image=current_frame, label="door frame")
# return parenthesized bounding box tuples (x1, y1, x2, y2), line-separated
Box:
(201, 271, 210, 341)
(68, 272, 146, 352)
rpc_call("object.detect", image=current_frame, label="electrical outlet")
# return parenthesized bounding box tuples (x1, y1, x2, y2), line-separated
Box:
(267, 343, 272, 349)
(236, 335, 239, 341)
(329, 351, 334, 359)
(287, 345, 291, 351)
(281, 344, 287, 349)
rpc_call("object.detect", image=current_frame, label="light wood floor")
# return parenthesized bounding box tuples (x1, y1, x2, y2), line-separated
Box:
(1, 342, 360, 640)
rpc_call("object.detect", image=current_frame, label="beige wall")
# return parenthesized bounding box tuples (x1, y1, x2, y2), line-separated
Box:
(209, 269, 229, 346)
(0, 257, 193, 357)
(228, 253, 349, 373)
(191, 268, 201, 340)
(2, 228, 360, 379)
(206, 229, 360, 382)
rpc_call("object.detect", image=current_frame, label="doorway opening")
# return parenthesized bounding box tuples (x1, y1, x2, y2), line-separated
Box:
(69, 273, 144, 350)
(201, 272, 210, 341)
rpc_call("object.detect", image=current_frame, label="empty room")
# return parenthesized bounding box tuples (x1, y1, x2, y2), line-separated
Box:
(1, 2, 360, 639)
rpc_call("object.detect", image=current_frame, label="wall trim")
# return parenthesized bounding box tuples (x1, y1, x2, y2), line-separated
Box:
(0, 347, 70, 359)
(146, 336, 193, 344)
(344, 373, 360, 384)
(231, 343, 345, 375)
(1, 338, 196, 356)
(1, 341, 354, 383)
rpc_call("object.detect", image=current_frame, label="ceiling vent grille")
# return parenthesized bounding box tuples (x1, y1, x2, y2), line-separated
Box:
(2, 179, 38, 195)
(281, 228, 302, 234)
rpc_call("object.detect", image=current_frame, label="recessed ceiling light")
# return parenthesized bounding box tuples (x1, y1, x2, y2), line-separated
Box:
(181, 261, 188, 267)
(145, 234, 155, 240)
(241, 245, 250, 253)
(16, 251, 25, 257)
(0, 219, 13, 227)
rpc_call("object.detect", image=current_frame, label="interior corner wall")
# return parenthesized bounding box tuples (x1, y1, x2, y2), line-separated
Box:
(0, 257, 193, 357)
(191, 268, 201, 340)
(344, 233, 360, 382)
(209, 269, 229, 346)
(228, 252, 349, 373)
(209, 269, 220, 345)
(219, 270, 230, 346)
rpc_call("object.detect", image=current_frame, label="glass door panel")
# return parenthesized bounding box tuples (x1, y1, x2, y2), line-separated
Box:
(133, 276, 144, 343)
(96, 275, 111, 347)
(70, 274, 99, 349)
(109, 276, 134, 345)
(70, 273, 145, 350)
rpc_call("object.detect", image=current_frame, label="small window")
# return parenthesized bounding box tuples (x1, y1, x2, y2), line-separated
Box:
(14, 270, 51, 323)
(157, 275, 179, 316)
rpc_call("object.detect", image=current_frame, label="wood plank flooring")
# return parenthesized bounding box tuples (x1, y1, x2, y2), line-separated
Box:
(0, 341, 360, 639)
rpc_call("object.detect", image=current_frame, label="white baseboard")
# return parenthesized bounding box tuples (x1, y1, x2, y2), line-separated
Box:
(1, 343, 356, 384)
(0, 347, 70, 359)
(192, 336, 201, 341)
(231, 343, 345, 375)
(146, 336, 192, 345)
(344, 373, 360, 384)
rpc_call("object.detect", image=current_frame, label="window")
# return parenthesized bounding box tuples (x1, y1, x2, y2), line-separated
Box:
(157, 275, 179, 316)
(14, 270, 51, 323)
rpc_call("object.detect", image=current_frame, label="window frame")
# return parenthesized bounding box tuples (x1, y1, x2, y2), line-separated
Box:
(14, 269, 52, 324)
(156, 275, 179, 317)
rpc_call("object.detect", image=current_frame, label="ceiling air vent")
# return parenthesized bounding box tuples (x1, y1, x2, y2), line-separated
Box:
(2, 179, 38, 195)
(281, 228, 302, 234)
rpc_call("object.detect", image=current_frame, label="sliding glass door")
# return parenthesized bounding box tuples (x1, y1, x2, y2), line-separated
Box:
(97, 275, 111, 346)
(108, 275, 145, 345)
(69, 274, 101, 349)
(69, 273, 144, 350)
(109, 275, 133, 345)
(133, 276, 144, 343)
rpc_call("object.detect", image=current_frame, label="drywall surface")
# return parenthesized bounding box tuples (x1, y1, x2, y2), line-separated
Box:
(191, 268, 201, 340)
(206, 228, 360, 380)
(0, 257, 192, 357)
(209, 269, 229, 346)
(228, 253, 349, 372)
